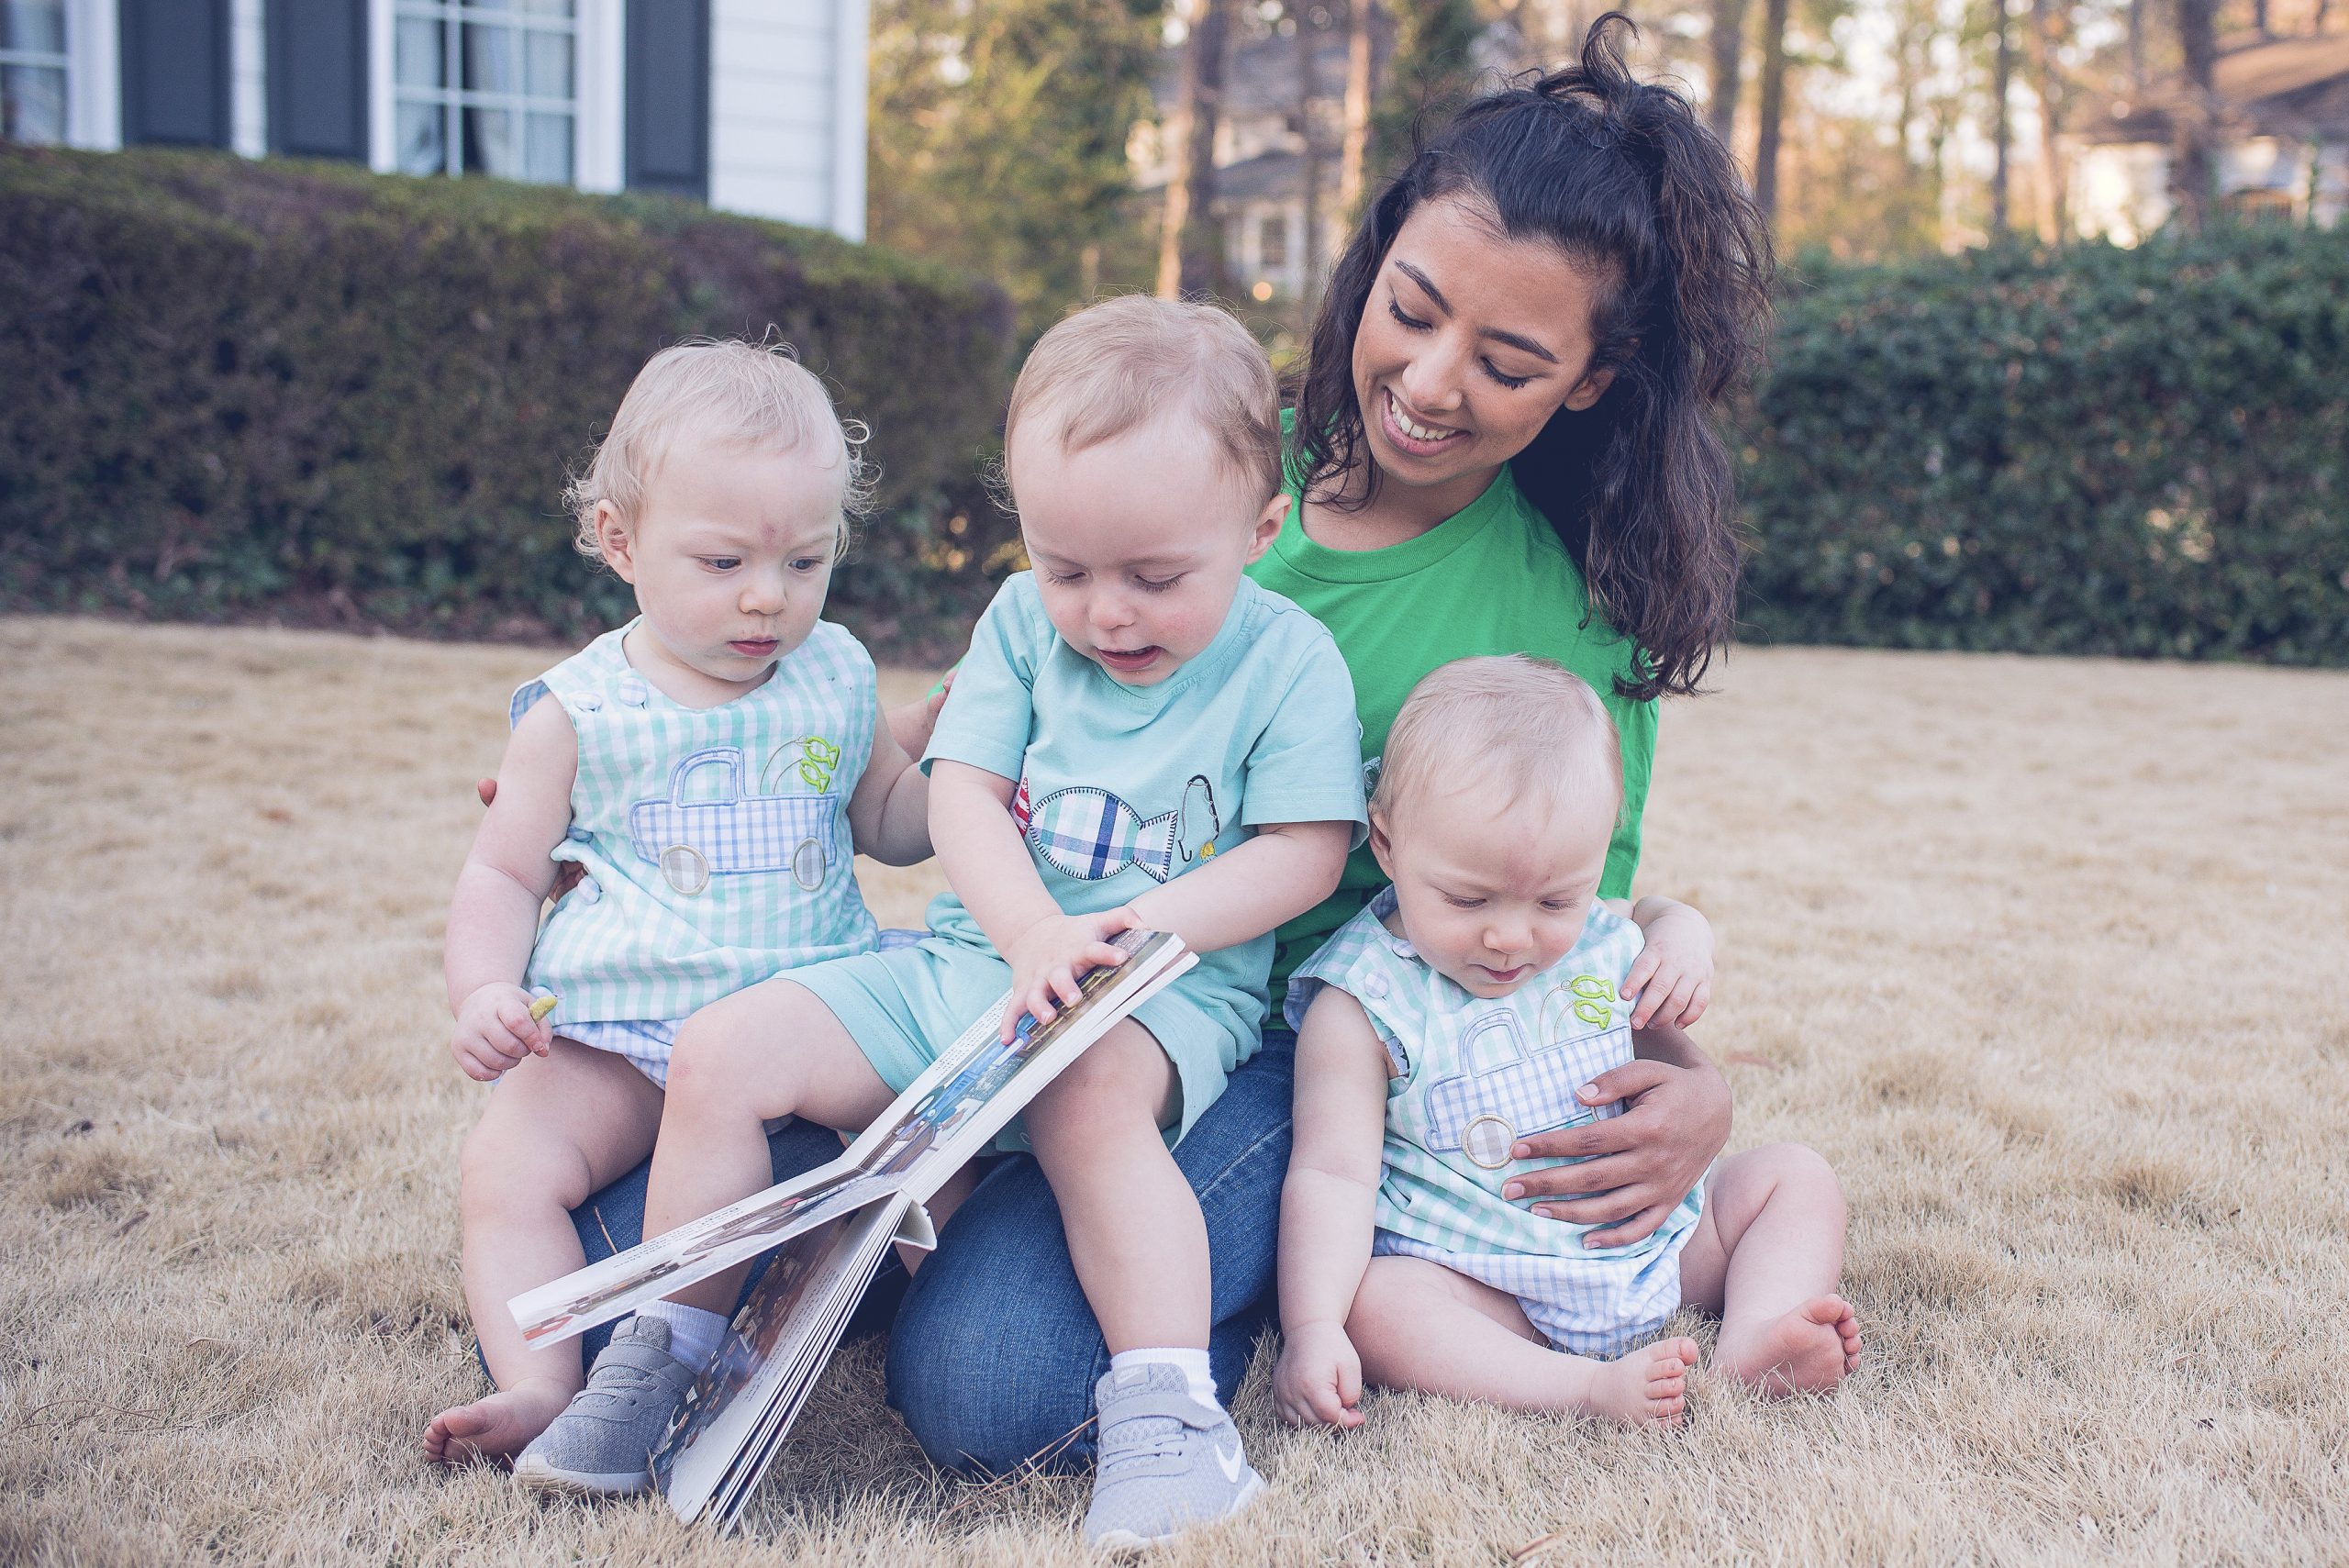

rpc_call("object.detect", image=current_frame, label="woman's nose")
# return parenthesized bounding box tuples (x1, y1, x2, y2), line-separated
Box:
(1399, 338, 1469, 415)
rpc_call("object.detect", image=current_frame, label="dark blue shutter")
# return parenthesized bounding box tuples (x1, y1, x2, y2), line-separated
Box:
(119, 0, 231, 148)
(627, 0, 711, 200)
(266, 0, 369, 161)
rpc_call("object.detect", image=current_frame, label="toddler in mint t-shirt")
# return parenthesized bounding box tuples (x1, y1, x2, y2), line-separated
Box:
(533, 297, 1364, 1548)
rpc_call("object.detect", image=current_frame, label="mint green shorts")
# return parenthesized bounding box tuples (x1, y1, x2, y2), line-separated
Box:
(785, 936, 1239, 1150)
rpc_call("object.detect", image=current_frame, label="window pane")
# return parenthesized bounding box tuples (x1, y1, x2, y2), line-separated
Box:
(462, 105, 518, 178)
(395, 17, 444, 89)
(462, 23, 518, 96)
(396, 101, 446, 174)
(523, 111, 571, 183)
(517, 0, 576, 17)
(1, 62, 65, 143)
(0, 2, 67, 55)
(523, 28, 571, 98)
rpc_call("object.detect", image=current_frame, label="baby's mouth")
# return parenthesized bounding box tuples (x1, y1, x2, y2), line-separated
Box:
(1094, 645, 1163, 673)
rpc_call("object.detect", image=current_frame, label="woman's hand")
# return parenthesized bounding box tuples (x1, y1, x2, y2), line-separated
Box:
(1500, 1046, 1731, 1248)
(1273, 1319, 1364, 1429)
(999, 906, 1140, 1041)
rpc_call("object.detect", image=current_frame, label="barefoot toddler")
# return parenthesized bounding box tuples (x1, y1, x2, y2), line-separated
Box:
(426, 340, 929, 1474)
(1275, 656, 1861, 1431)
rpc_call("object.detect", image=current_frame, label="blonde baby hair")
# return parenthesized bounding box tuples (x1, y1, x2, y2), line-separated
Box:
(1003, 294, 1284, 505)
(566, 336, 872, 562)
(1373, 655, 1624, 829)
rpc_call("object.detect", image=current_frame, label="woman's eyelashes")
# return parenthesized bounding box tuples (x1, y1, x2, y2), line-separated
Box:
(1385, 294, 1538, 391)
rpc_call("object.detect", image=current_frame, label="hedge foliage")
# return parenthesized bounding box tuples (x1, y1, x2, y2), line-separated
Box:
(0, 146, 1018, 656)
(1737, 229, 2349, 664)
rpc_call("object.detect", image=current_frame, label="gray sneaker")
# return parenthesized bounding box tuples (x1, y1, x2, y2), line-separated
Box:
(513, 1315, 702, 1497)
(1082, 1362, 1264, 1550)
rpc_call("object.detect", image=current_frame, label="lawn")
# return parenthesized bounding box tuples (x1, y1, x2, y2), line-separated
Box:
(3, 615, 2343, 1565)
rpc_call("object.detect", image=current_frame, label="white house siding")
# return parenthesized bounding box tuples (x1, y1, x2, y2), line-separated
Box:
(708, 0, 864, 239)
(230, 0, 263, 158)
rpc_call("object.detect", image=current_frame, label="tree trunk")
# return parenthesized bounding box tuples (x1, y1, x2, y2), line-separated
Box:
(2253, 0, 2268, 33)
(1158, 0, 1235, 297)
(1753, 0, 1790, 219)
(1709, 0, 1749, 144)
(1991, 0, 2010, 235)
(1296, 1, 1323, 308)
(2126, 0, 2143, 87)
(2171, 0, 2218, 234)
(2026, 0, 2067, 241)
(1338, 0, 1375, 220)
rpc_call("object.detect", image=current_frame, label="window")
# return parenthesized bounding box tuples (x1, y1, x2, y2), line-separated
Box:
(1257, 210, 1289, 272)
(1, 0, 69, 145)
(393, 0, 575, 183)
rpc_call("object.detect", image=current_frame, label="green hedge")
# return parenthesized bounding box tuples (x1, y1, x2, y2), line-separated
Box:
(0, 146, 1018, 657)
(1737, 229, 2349, 664)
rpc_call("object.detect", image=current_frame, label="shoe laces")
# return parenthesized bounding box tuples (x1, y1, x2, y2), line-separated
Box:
(1100, 1413, 1186, 1473)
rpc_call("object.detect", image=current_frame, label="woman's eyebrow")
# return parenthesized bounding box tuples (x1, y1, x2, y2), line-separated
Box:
(1393, 260, 1558, 364)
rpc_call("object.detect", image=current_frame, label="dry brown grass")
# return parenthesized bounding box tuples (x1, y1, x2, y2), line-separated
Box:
(4, 615, 2345, 1566)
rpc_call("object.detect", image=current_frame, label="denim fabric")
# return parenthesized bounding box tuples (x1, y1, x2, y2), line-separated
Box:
(562, 1028, 1298, 1473)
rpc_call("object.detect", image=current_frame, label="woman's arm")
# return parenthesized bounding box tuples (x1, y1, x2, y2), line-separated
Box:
(1274, 985, 1389, 1429)
(444, 698, 574, 1079)
(1497, 1019, 1732, 1249)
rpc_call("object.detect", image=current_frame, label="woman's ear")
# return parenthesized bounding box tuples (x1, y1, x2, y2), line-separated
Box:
(1563, 363, 1618, 412)
(1245, 493, 1291, 563)
(595, 501, 640, 584)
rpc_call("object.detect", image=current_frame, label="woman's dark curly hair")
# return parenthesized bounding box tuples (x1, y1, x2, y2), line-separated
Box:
(1290, 14, 1772, 702)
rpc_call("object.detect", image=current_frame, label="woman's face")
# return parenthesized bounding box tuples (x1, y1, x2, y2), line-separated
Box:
(1350, 195, 1616, 497)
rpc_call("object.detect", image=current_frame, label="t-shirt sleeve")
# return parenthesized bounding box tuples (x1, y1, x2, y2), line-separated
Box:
(1598, 690, 1654, 901)
(1238, 622, 1369, 844)
(922, 575, 1040, 784)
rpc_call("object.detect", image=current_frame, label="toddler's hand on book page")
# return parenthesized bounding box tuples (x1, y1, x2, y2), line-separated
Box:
(451, 982, 551, 1081)
(1623, 902, 1714, 1029)
(1274, 1320, 1364, 1429)
(1000, 906, 1141, 1041)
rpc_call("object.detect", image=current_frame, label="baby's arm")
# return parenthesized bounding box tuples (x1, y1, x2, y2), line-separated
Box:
(846, 707, 930, 865)
(444, 697, 575, 1081)
(1616, 894, 1714, 1029)
(1274, 984, 1392, 1429)
(929, 760, 1138, 1040)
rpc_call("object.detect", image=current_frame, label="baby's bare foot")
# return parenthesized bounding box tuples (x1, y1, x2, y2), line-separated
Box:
(424, 1378, 574, 1467)
(1717, 1295, 1862, 1397)
(1581, 1336, 1699, 1428)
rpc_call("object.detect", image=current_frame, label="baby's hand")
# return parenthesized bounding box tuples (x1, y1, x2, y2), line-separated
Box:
(451, 983, 551, 1082)
(1624, 901, 1714, 1029)
(1274, 1319, 1365, 1429)
(1000, 907, 1141, 1041)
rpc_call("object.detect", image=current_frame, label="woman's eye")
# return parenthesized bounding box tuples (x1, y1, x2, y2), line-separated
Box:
(1387, 297, 1431, 332)
(1483, 360, 1533, 391)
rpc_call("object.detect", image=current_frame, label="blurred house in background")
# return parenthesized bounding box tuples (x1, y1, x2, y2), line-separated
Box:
(2065, 30, 2349, 243)
(0, 0, 867, 237)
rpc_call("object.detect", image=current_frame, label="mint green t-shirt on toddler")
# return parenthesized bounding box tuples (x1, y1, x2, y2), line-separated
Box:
(1247, 440, 1659, 994)
(912, 571, 1368, 1136)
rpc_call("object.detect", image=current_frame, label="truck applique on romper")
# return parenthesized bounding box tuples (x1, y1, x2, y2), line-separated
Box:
(1423, 975, 1631, 1170)
(629, 746, 841, 896)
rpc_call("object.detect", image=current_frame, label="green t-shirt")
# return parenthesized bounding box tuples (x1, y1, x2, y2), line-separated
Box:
(1247, 448, 1657, 994)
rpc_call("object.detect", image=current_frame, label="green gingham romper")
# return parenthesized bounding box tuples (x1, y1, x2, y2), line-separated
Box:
(1286, 889, 1705, 1357)
(513, 618, 881, 1086)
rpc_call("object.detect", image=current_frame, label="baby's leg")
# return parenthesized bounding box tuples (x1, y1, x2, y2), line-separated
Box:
(425, 1039, 664, 1465)
(1676, 1143, 1861, 1396)
(642, 979, 897, 1316)
(1021, 1019, 1200, 1352)
(1348, 1255, 1697, 1429)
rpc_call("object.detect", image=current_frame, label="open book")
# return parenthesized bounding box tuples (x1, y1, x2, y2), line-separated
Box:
(508, 929, 1197, 1529)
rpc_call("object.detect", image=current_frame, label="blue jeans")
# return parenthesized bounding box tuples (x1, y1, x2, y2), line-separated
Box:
(566, 1028, 1297, 1474)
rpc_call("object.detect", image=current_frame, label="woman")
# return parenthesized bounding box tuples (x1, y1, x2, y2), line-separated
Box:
(564, 15, 1768, 1473)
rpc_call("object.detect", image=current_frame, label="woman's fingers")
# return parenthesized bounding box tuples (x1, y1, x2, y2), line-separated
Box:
(1580, 1201, 1675, 1250)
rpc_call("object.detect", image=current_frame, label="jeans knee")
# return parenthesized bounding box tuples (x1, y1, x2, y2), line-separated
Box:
(886, 1320, 1097, 1476)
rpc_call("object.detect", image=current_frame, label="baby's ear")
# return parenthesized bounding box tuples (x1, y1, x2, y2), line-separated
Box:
(594, 500, 640, 584)
(1366, 808, 1395, 875)
(1245, 493, 1290, 563)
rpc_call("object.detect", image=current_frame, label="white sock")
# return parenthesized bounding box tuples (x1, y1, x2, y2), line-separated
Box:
(634, 1300, 727, 1372)
(1110, 1346, 1220, 1412)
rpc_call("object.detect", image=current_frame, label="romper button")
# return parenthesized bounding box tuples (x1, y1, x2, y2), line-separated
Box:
(1360, 973, 1389, 1000)
(565, 825, 591, 842)
(572, 693, 602, 714)
(617, 676, 649, 706)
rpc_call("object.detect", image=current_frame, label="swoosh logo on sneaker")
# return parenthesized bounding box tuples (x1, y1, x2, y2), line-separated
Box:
(1215, 1439, 1248, 1485)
